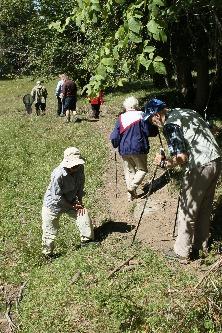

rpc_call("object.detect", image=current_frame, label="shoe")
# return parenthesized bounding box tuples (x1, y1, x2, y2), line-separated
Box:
(80, 240, 100, 248)
(42, 252, 61, 260)
(42, 252, 54, 261)
(127, 189, 137, 202)
(190, 248, 200, 260)
(164, 249, 190, 263)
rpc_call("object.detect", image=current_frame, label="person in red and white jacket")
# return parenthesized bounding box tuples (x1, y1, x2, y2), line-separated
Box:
(110, 96, 158, 201)
(89, 90, 104, 119)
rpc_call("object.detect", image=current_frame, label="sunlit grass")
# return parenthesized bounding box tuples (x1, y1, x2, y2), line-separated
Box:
(1, 78, 221, 333)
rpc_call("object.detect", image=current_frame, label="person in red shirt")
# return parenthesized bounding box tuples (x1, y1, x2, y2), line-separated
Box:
(89, 90, 104, 119)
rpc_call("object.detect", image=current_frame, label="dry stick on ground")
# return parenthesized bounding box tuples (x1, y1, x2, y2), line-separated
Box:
(70, 271, 82, 285)
(16, 280, 28, 309)
(5, 300, 17, 332)
(108, 255, 136, 279)
(171, 258, 222, 333)
(194, 256, 222, 289)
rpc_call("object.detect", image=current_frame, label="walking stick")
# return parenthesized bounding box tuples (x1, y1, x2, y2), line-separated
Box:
(131, 165, 158, 245)
(115, 151, 118, 198)
(173, 190, 180, 237)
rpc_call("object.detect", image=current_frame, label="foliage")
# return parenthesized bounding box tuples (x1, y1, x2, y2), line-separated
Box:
(68, 0, 168, 94)
(1, 0, 222, 113)
(0, 0, 35, 76)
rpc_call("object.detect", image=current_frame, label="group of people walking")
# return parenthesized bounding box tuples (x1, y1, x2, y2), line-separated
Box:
(111, 96, 221, 261)
(28, 74, 104, 122)
(41, 94, 221, 264)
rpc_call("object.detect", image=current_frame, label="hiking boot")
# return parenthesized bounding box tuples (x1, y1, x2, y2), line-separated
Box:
(190, 248, 200, 260)
(127, 189, 137, 202)
(164, 249, 190, 264)
(42, 252, 61, 261)
(42, 252, 54, 261)
(80, 240, 100, 248)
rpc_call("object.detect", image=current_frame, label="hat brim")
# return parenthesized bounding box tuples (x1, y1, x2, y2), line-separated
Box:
(60, 158, 85, 168)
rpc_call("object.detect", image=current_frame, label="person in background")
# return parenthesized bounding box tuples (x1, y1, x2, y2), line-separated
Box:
(61, 75, 77, 123)
(31, 80, 48, 116)
(110, 96, 158, 202)
(55, 74, 66, 117)
(23, 93, 34, 114)
(144, 98, 221, 261)
(42, 147, 97, 257)
(89, 90, 104, 119)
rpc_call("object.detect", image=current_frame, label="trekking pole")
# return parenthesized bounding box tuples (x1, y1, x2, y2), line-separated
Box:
(131, 165, 158, 245)
(173, 189, 180, 237)
(158, 130, 181, 237)
(114, 150, 118, 198)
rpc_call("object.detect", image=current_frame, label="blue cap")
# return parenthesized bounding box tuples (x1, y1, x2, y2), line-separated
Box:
(143, 98, 166, 121)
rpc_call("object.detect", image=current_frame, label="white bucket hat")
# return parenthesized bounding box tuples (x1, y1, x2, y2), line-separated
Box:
(60, 147, 85, 168)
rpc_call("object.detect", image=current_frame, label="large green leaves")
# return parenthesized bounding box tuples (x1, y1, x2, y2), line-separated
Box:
(128, 17, 142, 34)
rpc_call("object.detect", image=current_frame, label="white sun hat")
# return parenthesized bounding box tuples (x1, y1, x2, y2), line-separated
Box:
(60, 147, 85, 168)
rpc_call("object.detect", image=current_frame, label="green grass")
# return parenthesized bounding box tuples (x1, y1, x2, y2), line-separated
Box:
(1, 78, 222, 333)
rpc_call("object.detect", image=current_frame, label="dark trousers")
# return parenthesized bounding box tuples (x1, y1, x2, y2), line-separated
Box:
(57, 97, 63, 115)
(91, 104, 100, 119)
(35, 103, 46, 115)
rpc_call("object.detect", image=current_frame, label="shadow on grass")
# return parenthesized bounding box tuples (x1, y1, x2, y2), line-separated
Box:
(71, 115, 100, 123)
(95, 219, 135, 241)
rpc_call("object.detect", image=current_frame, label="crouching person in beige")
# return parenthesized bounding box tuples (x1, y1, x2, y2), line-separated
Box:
(42, 147, 96, 257)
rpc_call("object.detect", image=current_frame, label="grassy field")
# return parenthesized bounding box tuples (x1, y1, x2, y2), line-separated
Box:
(1, 78, 222, 333)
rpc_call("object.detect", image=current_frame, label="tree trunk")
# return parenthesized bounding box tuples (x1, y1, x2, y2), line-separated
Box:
(175, 58, 194, 107)
(170, 15, 195, 107)
(194, 46, 209, 115)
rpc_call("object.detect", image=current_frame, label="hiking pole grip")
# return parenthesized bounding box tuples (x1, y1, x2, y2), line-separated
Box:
(131, 165, 158, 245)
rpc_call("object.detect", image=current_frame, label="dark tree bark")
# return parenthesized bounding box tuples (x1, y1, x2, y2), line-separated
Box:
(170, 14, 195, 107)
(194, 45, 209, 114)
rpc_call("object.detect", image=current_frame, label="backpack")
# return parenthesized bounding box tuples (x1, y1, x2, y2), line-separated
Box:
(36, 86, 47, 101)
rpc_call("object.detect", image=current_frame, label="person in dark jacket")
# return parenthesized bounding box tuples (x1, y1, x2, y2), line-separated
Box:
(110, 96, 158, 201)
(61, 75, 77, 123)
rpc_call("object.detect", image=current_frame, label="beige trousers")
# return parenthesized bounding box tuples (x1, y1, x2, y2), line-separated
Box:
(174, 159, 221, 257)
(122, 154, 148, 192)
(42, 206, 94, 255)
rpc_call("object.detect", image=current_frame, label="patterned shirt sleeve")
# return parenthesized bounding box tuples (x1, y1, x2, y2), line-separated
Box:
(163, 123, 187, 156)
